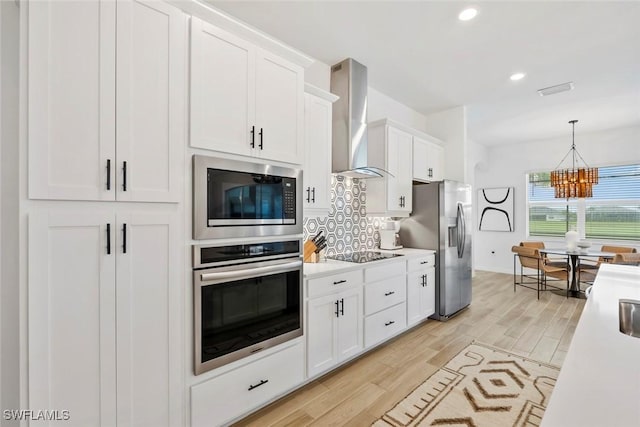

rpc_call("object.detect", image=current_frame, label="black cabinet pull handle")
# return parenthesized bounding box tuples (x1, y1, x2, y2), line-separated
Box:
(106, 223, 111, 255)
(248, 379, 268, 391)
(335, 300, 340, 317)
(428, 168, 433, 178)
(399, 196, 403, 207)
(250, 126, 255, 148)
(122, 223, 127, 254)
(385, 321, 395, 326)
(340, 298, 344, 316)
(311, 187, 316, 203)
(384, 291, 395, 296)
(424, 273, 427, 286)
(106, 159, 111, 190)
(333, 279, 346, 285)
(420, 261, 428, 265)
(306, 187, 310, 203)
(122, 161, 127, 191)
(259, 128, 263, 149)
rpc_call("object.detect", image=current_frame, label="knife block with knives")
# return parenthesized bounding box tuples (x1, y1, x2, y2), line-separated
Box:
(304, 230, 326, 263)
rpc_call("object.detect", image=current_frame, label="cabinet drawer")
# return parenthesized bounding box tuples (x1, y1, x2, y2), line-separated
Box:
(191, 342, 304, 427)
(364, 261, 405, 283)
(364, 276, 406, 316)
(307, 269, 362, 298)
(407, 254, 435, 272)
(364, 303, 407, 348)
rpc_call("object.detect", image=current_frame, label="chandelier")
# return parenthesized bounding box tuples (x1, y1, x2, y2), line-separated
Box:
(549, 120, 598, 198)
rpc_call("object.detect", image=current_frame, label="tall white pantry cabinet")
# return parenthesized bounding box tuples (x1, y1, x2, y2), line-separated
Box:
(25, 1, 185, 426)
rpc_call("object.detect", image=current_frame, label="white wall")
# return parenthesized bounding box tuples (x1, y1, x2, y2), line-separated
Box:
(1, 0, 20, 420)
(304, 60, 330, 90)
(424, 106, 468, 183)
(474, 124, 640, 274)
(368, 87, 430, 134)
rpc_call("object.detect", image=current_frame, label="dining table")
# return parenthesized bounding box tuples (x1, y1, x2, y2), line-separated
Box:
(539, 248, 615, 298)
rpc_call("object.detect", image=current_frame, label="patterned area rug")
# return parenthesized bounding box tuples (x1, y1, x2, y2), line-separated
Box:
(373, 342, 559, 427)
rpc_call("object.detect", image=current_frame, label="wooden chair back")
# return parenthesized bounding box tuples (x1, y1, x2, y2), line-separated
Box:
(612, 253, 640, 265)
(512, 245, 541, 270)
(600, 245, 637, 264)
(521, 241, 545, 250)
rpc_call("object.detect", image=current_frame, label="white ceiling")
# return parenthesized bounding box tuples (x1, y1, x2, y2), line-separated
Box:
(209, 1, 640, 146)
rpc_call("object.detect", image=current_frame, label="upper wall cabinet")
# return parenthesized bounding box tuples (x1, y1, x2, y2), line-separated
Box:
(28, 0, 185, 202)
(190, 17, 304, 165)
(413, 135, 444, 183)
(303, 85, 339, 216)
(366, 123, 414, 217)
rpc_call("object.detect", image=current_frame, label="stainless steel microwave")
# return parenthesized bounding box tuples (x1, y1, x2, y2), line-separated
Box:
(193, 155, 302, 240)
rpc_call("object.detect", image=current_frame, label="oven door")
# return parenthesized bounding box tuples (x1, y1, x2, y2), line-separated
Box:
(193, 155, 302, 239)
(193, 257, 303, 375)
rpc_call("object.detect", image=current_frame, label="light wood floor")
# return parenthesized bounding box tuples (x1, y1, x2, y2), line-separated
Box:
(234, 270, 585, 427)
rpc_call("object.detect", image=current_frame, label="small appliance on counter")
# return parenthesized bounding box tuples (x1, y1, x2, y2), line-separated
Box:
(380, 220, 403, 250)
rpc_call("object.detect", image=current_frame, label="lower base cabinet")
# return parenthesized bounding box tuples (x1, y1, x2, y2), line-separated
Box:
(190, 342, 304, 427)
(307, 286, 363, 378)
(407, 255, 436, 326)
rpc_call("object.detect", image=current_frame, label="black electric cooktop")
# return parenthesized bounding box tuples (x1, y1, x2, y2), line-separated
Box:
(327, 251, 404, 264)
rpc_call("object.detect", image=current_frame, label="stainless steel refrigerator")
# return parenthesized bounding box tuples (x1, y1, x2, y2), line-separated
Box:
(399, 180, 472, 321)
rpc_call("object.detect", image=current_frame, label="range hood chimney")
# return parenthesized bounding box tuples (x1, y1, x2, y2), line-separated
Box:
(330, 58, 386, 178)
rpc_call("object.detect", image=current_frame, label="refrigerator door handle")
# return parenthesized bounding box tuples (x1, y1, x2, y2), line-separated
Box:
(460, 202, 466, 257)
(456, 203, 464, 258)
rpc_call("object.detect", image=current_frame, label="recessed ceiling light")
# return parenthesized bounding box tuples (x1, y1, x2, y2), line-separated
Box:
(458, 8, 478, 21)
(510, 72, 526, 81)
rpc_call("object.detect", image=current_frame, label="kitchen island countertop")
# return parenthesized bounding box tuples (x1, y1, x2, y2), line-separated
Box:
(542, 263, 640, 427)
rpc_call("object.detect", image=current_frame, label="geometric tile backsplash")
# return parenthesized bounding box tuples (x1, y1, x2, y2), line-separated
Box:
(303, 175, 384, 256)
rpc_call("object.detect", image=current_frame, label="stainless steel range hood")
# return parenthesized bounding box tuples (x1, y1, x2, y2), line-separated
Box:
(330, 58, 387, 178)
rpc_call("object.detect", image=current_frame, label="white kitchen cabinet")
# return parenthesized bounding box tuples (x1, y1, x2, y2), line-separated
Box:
(307, 286, 363, 378)
(413, 136, 445, 182)
(190, 17, 304, 165)
(191, 342, 304, 427)
(366, 123, 413, 216)
(29, 211, 182, 427)
(303, 86, 339, 215)
(28, 0, 185, 202)
(407, 255, 436, 327)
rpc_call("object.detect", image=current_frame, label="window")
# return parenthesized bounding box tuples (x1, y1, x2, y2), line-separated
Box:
(527, 164, 640, 240)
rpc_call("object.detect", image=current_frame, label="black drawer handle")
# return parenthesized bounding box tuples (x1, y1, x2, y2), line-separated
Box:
(384, 291, 395, 296)
(250, 125, 255, 148)
(306, 187, 311, 203)
(259, 128, 263, 149)
(248, 379, 268, 391)
(333, 279, 347, 285)
(311, 187, 316, 203)
(420, 261, 428, 264)
(385, 321, 395, 327)
(335, 300, 339, 317)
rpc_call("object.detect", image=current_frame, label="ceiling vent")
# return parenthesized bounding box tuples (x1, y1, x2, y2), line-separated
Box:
(537, 82, 574, 97)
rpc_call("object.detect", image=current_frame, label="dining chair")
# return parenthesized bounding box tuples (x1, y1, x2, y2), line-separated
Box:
(579, 245, 638, 284)
(520, 241, 566, 267)
(612, 252, 640, 266)
(512, 245, 569, 299)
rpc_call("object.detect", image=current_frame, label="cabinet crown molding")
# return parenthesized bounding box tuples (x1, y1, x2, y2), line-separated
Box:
(368, 118, 445, 146)
(304, 83, 339, 103)
(168, 0, 313, 68)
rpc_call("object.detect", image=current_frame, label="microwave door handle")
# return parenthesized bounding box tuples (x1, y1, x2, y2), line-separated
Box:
(200, 260, 302, 282)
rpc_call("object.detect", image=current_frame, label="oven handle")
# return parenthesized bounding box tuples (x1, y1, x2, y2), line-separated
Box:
(199, 259, 302, 283)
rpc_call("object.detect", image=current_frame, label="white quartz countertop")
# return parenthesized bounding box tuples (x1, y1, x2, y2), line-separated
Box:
(303, 247, 436, 278)
(542, 264, 640, 427)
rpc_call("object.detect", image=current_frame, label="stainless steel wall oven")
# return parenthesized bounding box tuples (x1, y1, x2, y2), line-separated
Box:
(193, 239, 303, 375)
(193, 155, 302, 240)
